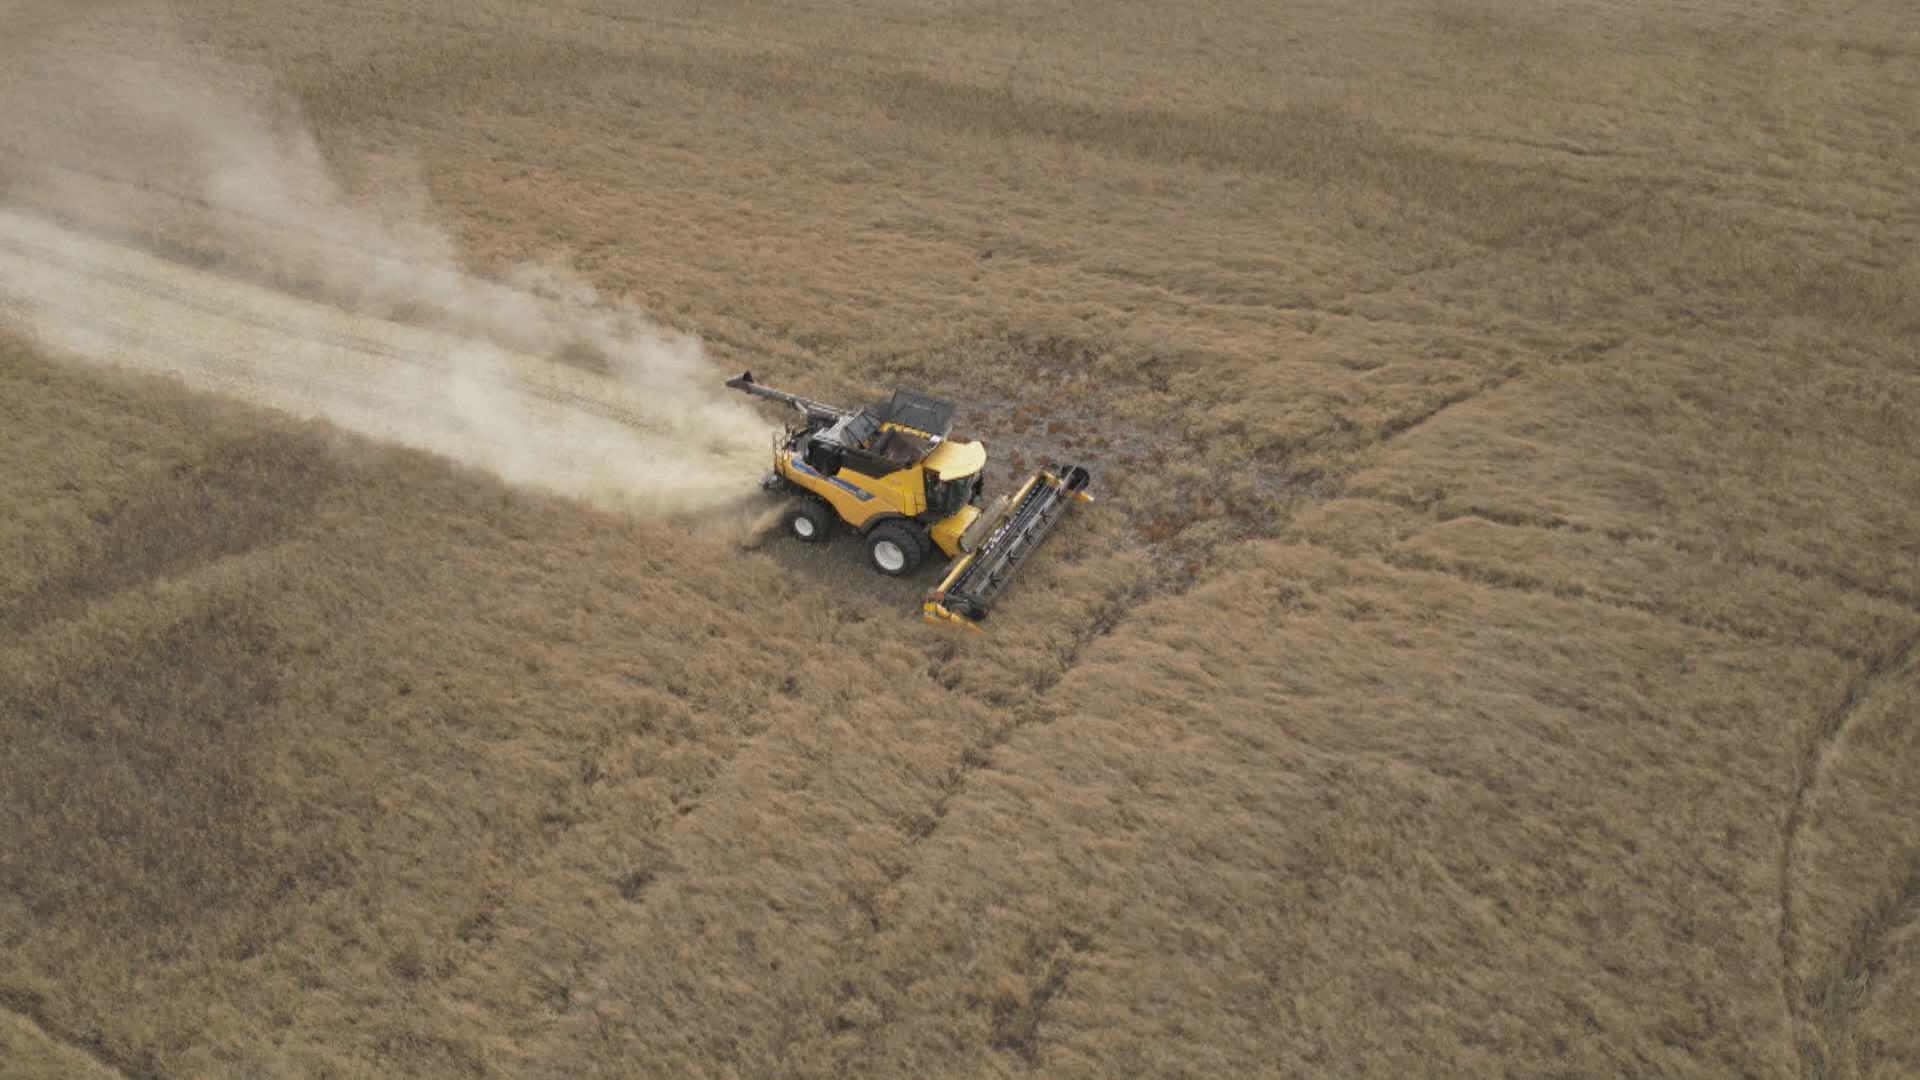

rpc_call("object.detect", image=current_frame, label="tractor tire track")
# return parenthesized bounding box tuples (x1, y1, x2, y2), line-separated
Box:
(1776, 633, 1920, 1078)
(1376, 337, 1623, 445)
(782, 572, 1160, 1069)
(1377, 546, 1827, 656)
(0, 987, 137, 1080)
(1803, 860, 1920, 1078)
(1345, 492, 1920, 617)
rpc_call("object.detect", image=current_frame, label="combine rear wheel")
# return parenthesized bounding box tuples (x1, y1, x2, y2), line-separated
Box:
(866, 521, 925, 577)
(784, 500, 831, 543)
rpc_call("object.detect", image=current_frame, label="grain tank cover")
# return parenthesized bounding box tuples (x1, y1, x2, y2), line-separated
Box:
(872, 390, 954, 438)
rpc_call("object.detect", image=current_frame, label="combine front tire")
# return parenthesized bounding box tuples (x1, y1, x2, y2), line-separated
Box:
(866, 521, 925, 577)
(784, 500, 831, 543)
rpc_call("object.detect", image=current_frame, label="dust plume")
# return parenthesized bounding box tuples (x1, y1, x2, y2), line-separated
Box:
(0, 24, 773, 515)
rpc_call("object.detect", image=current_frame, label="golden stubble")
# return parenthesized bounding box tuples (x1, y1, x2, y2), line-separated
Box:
(0, 1, 1915, 1078)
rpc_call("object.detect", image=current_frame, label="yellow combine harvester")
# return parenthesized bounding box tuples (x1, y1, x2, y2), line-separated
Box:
(726, 372, 1091, 626)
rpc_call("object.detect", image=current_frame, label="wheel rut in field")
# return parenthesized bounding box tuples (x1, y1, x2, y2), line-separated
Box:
(1775, 632, 1920, 1077)
(0, 986, 137, 1080)
(1345, 492, 1920, 618)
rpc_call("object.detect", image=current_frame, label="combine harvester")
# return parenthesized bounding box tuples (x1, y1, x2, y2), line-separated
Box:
(726, 372, 1091, 627)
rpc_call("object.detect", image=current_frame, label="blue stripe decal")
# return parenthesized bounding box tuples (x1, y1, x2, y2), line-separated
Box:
(790, 455, 874, 501)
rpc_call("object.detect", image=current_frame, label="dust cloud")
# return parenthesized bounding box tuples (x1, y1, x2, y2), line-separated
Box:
(0, 23, 774, 515)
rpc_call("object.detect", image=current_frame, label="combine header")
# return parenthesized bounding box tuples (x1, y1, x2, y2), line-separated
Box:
(922, 463, 1091, 624)
(726, 371, 1092, 626)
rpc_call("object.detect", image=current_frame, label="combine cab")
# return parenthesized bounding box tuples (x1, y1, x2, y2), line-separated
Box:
(726, 371, 1092, 626)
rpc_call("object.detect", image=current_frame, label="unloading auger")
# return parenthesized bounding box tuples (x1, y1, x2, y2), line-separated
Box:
(726, 371, 1092, 627)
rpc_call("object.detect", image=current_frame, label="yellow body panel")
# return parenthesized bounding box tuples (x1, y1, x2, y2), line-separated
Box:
(776, 453, 921, 527)
(928, 503, 980, 558)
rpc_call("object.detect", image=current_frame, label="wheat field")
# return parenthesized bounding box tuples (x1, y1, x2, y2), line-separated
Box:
(1, 0, 1916, 1077)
